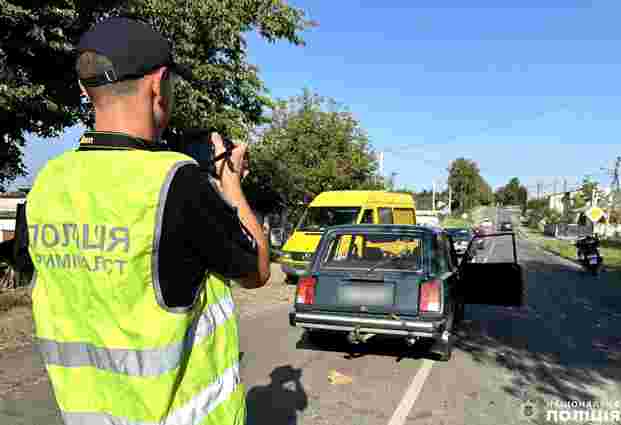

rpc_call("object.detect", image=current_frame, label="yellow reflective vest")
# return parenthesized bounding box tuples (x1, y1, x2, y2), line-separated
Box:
(26, 148, 245, 425)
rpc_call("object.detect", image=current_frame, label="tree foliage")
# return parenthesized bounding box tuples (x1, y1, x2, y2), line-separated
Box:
(243, 90, 381, 222)
(495, 177, 528, 207)
(0, 0, 314, 190)
(447, 158, 492, 213)
(580, 176, 599, 205)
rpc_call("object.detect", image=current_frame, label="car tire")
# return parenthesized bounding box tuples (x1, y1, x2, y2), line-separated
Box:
(438, 341, 453, 362)
(454, 302, 465, 326)
(430, 311, 454, 362)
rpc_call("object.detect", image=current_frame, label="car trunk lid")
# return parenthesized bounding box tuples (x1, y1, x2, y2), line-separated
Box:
(308, 270, 424, 316)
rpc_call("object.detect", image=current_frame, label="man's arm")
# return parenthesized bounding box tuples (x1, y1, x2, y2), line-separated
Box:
(211, 134, 270, 288)
(217, 177, 270, 288)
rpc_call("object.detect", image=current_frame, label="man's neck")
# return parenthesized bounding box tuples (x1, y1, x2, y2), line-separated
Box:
(93, 108, 158, 143)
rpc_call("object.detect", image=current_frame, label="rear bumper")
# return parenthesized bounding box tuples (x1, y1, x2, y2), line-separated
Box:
(289, 311, 447, 338)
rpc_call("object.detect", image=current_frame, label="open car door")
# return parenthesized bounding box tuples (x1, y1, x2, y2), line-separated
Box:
(459, 232, 524, 307)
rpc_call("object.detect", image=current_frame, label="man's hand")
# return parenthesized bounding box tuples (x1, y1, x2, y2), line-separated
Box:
(211, 132, 249, 184)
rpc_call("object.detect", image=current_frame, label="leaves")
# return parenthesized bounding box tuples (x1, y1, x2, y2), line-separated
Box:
(0, 0, 313, 190)
(496, 177, 528, 208)
(242, 89, 382, 221)
(447, 158, 493, 213)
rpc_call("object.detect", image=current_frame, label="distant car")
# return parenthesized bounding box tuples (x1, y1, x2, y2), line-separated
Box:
(474, 223, 492, 249)
(289, 224, 524, 361)
(445, 228, 473, 256)
(500, 221, 513, 231)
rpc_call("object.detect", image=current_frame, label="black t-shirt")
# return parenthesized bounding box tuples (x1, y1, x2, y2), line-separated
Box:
(15, 132, 258, 308)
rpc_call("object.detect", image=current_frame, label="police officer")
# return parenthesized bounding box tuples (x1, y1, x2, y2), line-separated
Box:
(19, 17, 270, 425)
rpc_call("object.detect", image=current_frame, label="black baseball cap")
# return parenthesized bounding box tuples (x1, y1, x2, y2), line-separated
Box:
(76, 17, 204, 88)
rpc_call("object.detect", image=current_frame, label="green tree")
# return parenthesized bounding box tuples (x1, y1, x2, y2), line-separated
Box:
(447, 158, 492, 213)
(414, 189, 434, 210)
(495, 186, 506, 205)
(496, 177, 527, 207)
(580, 176, 598, 205)
(0, 0, 313, 190)
(573, 192, 586, 209)
(477, 176, 494, 205)
(243, 90, 381, 222)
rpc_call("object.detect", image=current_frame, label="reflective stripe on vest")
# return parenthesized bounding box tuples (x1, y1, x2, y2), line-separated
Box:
(61, 363, 241, 425)
(37, 294, 235, 376)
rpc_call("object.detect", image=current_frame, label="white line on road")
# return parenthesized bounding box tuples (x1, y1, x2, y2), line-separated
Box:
(386, 359, 435, 425)
(487, 238, 497, 260)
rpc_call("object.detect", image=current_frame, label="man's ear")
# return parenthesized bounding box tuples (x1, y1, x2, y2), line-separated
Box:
(151, 66, 169, 99)
(78, 81, 90, 101)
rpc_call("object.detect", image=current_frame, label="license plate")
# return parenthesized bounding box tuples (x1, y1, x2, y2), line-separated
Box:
(590, 258, 598, 264)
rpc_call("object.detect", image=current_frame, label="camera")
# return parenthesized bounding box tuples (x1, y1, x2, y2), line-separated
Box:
(166, 128, 238, 178)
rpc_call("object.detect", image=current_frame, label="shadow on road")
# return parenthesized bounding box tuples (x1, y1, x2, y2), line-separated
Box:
(246, 365, 308, 425)
(295, 330, 438, 363)
(455, 257, 621, 405)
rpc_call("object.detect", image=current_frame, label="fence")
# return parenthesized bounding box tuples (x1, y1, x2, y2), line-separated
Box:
(543, 222, 621, 241)
(543, 223, 592, 239)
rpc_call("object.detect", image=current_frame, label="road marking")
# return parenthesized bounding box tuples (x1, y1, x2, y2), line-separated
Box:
(487, 238, 497, 260)
(386, 359, 435, 425)
(481, 238, 496, 263)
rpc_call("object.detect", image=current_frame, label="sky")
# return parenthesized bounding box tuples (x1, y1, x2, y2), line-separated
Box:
(12, 0, 621, 195)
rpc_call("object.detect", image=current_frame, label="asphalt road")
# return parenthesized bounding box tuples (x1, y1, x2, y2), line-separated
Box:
(2, 210, 621, 425)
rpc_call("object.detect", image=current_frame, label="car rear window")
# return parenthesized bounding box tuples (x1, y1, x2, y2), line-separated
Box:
(318, 231, 431, 272)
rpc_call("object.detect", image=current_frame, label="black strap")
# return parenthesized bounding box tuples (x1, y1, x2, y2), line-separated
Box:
(78, 131, 164, 151)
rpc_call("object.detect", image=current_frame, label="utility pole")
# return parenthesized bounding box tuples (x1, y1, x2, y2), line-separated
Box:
(613, 156, 621, 192)
(390, 172, 397, 190)
(563, 178, 568, 193)
(448, 184, 452, 215)
(432, 180, 436, 211)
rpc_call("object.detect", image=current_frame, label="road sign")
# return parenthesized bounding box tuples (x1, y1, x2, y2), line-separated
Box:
(585, 206, 605, 223)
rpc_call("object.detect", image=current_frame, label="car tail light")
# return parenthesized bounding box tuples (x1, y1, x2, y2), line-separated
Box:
(419, 279, 441, 313)
(296, 276, 316, 304)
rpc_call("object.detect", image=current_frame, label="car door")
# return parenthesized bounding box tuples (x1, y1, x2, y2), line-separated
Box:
(439, 233, 460, 310)
(458, 232, 524, 307)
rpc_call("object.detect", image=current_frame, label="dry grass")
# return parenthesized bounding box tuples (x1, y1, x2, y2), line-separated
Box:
(0, 287, 31, 313)
(0, 287, 34, 351)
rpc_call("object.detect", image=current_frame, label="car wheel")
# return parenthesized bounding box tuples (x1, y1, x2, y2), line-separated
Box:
(430, 312, 454, 362)
(286, 275, 299, 285)
(438, 340, 453, 362)
(454, 302, 465, 326)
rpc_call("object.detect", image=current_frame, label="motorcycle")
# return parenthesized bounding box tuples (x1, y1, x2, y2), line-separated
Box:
(575, 235, 604, 276)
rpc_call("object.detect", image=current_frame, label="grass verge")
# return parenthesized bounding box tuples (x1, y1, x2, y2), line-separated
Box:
(522, 227, 621, 272)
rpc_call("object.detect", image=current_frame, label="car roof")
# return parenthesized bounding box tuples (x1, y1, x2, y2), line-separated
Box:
(323, 223, 441, 235)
